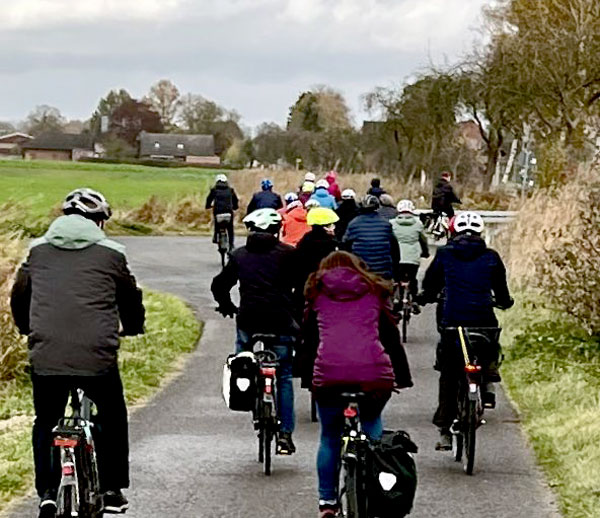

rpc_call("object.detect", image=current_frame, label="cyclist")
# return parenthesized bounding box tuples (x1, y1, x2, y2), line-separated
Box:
(310, 179, 338, 210)
(377, 193, 398, 220)
(342, 195, 400, 282)
(10, 188, 145, 518)
(431, 170, 461, 219)
(325, 170, 342, 202)
(281, 200, 310, 247)
(280, 192, 299, 215)
(205, 173, 239, 251)
(293, 207, 339, 316)
(211, 208, 297, 454)
(299, 180, 316, 206)
(334, 188, 358, 240)
(390, 199, 430, 313)
(367, 177, 386, 199)
(246, 178, 283, 214)
(299, 251, 412, 517)
(417, 211, 513, 450)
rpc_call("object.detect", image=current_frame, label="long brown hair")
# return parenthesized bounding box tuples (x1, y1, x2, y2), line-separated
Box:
(304, 250, 393, 305)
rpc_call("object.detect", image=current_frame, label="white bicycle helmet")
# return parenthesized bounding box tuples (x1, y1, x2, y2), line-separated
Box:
(304, 199, 321, 209)
(453, 211, 484, 234)
(284, 192, 299, 203)
(304, 171, 316, 182)
(243, 208, 282, 233)
(341, 189, 356, 200)
(215, 173, 228, 183)
(62, 188, 112, 220)
(397, 199, 416, 214)
(315, 179, 330, 189)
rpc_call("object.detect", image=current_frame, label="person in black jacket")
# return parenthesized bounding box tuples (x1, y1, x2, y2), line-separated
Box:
(334, 189, 359, 240)
(205, 174, 239, 250)
(418, 211, 513, 451)
(431, 170, 461, 218)
(10, 188, 145, 518)
(367, 178, 386, 199)
(211, 208, 298, 455)
(246, 178, 283, 214)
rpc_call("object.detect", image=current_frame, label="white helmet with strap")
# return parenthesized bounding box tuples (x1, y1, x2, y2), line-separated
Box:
(453, 211, 484, 234)
(62, 188, 112, 220)
(397, 199, 416, 214)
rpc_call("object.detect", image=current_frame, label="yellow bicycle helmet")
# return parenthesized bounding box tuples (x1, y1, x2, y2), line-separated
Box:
(306, 207, 339, 226)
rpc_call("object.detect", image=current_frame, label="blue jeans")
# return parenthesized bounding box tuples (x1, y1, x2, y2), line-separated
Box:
(316, 401, 383, 502)
(235, 329, 295, 434)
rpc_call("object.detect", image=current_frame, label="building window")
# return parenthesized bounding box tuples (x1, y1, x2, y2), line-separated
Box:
(177, 143, 184, 150)
(154, 141, 160, 149)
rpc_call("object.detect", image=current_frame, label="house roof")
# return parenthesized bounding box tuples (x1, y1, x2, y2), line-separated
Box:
(139, 132, 215, 157)
(21, 132, 94, 151)
(0, 132, 33, 143)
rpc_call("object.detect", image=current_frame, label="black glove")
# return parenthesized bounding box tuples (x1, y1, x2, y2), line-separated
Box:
(216, 302, 238, 318)
(414, 293, 426, 306)
(495, 297, 515, 310)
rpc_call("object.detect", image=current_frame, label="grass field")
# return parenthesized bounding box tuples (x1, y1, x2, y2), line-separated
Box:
(0, 160, 218, 232)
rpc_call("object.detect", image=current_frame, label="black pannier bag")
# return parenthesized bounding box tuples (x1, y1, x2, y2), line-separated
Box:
(222, 352, 257, 411)
(366, 430, 418, 518)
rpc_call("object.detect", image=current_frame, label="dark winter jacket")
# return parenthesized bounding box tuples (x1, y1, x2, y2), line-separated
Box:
(421, 234, 513, 327)
(342, 211, 400, 280)
(246, 190, 283, 214)
(299, 267, 412, 391)
(431, 179, 461, 216)
(367, 186, 386, 199)
(205, 183, 239, 214)
(211, 232, 298, 336)
(335, 199, 359, 240)
(10, 215, 145, 376)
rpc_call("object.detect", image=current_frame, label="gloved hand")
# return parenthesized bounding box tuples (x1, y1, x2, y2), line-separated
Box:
(216, 302, 238, 318)
(413, 292, 426, 306)
(495, 297, 515, 310)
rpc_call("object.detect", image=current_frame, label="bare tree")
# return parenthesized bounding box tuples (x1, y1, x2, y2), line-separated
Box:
(145, 79, 181, 129)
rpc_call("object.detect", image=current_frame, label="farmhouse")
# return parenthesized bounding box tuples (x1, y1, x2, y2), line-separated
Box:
(138, 132, 220, 165)
(22, 133, 97, 161)
(0, 132, 34, 156)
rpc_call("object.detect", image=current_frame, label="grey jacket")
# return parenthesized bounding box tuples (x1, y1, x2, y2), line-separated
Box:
(10, 215, 145, 376)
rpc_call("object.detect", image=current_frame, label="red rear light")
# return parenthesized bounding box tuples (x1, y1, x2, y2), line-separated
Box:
(464, 364, 482, 373)
(264, 384, 273, 394)
(344, 407, 358, 418)
(260, 367, 276, 377)
(54, 438, 79, 448)
(62, 464, 75, 476)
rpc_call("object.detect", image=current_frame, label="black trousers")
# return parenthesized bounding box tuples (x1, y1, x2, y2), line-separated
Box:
(31, 367, 129, 497)
(398, 263, 419, 297)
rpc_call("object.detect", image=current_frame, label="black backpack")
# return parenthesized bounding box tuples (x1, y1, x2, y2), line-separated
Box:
(366, 430, 418, 517)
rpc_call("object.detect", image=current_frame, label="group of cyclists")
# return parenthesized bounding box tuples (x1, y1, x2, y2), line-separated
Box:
(209, 170, 513, 517)
(9, 168, 512, 518)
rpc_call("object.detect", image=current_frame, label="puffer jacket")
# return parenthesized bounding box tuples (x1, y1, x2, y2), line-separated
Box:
(421, 234, 513, 327)
(205, 183, 239, 214)
(300, 267, 412, 391)
(281, 205, 310, 247)
(309, 187, 337, 210)
(391, 215, 426, 265)
(325, 172, 342, 201)
(246, 190, 283, 214)
(10, 215, 145, 376)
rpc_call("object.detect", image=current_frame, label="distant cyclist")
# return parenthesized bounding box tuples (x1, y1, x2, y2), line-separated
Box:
(342, 195, 400, 281)
(10, 188, 145, 518)
(418, 211, 513, 451)
(431, 170, 461, 219)
(246, 178, 283, 214)
(325, 170, 342, 202)
(299, 251, 412, 518)
(211, 208, 297, 454)
(367, 178, 386, 199)
(281, 200, 310, 247)
(334, 189, 358, 240)
(205, 174, 239, 250)
(310, 179, 338, 210)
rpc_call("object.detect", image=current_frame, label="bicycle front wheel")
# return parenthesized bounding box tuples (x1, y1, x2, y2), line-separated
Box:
(464, 399, 477, 475)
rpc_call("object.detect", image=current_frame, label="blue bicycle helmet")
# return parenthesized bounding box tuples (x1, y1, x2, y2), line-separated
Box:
(261, 178, 273, 191)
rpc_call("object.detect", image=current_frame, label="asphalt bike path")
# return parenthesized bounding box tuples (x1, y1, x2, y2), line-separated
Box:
(5, 236, 559, 518)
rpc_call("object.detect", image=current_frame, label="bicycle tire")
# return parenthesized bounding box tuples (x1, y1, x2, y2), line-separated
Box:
(263, 427, 272, 476)
(464, 399, 477, 475)
(310, 393, 318, 423)
(219, 248, 226, 268)
(342, 459, 368, 518)
(56, 485, 73, 518)
(402, 307, 409, 343)
(258, 428, 264, 463)
(452, 430, 463, 462)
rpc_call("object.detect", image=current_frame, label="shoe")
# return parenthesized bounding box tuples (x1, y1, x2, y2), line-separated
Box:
(435, 430, 452, 451)
(103, 490, 129, 514)
(318, 502, 339, 518)
(276, 432, 296, 455)
(483, 391, 496, 409)
(38, 492, 57, 518)
(411, 302, 421, 315)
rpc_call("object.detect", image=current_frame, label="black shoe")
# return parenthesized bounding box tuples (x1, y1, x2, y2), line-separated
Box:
(103, 490, 129, 514)
(483, 391, 496, 409)
(411, 302, 421, 315)
(38, 493, 57, 518)
(276, 432, 296, 455)
(435, 430, 452, 451)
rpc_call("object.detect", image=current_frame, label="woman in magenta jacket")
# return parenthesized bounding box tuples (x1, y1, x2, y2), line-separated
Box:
(300, 251, 412, 517)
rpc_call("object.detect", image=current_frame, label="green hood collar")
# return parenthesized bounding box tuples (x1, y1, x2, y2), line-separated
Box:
(44, 214, 106, 250)
(394, 215, 418, 226)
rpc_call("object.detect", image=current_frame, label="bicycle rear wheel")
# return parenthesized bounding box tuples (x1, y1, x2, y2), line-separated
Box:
(257, 427, 264, 463)
(56, 485, 74, 518)
(263, 427, 272, 476)
(464, 399, 477, 475)
(342, 460, 368, 518)
(310, 392, 318, 423)
(402, 307, 410, 343)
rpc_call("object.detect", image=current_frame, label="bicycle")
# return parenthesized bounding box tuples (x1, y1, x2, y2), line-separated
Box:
(339, 392, 370, 518)
(426, 212, 449, 241)
(215, 213, 232, 267)
(53, 387, 104, 517)
(394, 280, 413, 343)
(251, 334, 280, 476)
(445, 326, 501, 475)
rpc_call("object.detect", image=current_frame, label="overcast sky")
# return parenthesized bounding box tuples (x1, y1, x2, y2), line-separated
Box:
(0, 0, 491, 129)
